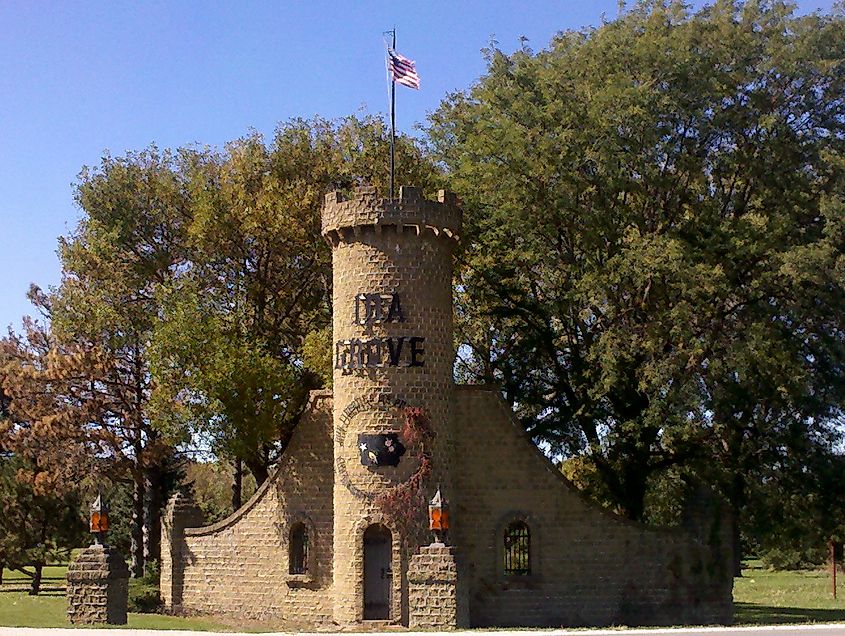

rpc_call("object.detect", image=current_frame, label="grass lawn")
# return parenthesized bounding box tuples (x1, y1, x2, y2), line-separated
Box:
(734, 559, 845, 625)
(2, 560, 845, 629)
(0, 592, 230, 630)
(1, 565, 231, 631)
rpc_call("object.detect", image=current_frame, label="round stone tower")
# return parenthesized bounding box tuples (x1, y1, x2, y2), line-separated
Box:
(322, 185, 461, 625)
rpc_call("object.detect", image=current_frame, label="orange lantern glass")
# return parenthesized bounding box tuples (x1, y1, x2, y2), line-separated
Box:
(430, 506, 449, 531)
(428, 487, 449, 542)
(90, 510, 109, 533)
(90, 493, 109, 542)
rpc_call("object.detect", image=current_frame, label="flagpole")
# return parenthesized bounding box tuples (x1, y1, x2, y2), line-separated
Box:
(389, 28, 396, 201)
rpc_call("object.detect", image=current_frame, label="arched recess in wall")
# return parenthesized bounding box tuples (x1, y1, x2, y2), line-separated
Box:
(495, 512, 540, 580)
(289, 522, 309, 574)
(284, 514, 317, 584)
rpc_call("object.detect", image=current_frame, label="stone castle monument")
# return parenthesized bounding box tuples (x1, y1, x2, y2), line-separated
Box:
(161, 186, 732, 628)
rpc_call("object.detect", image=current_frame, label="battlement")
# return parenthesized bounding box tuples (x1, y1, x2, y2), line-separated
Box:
(322, 185, 461, 243)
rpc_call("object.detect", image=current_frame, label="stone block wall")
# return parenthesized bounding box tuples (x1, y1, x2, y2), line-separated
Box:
(66, 544, 129, 625)
(160, 488, 203, 610)
(408, 543, 468, 629)
(451, 386, 733, 627)
(161, 391, 335, 626)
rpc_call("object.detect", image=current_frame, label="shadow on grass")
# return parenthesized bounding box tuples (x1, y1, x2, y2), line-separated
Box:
(736, 602, 845, 625)
(0, 588, 66, 596)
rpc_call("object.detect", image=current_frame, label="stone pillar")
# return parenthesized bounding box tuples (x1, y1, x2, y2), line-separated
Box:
(66, 544, 129, 625)
(160, 489, 203, 611)
(408, 543, 468, 630)
(322, 186, 462, 625)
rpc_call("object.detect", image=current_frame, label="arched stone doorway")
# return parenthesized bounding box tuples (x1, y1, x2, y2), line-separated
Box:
(363, 524, 392, 620)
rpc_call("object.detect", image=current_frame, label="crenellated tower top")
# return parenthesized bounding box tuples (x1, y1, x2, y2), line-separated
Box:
(321, 185, 462, 244)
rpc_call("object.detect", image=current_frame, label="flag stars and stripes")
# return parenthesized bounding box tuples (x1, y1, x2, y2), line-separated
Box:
(388, 49, 420, 90)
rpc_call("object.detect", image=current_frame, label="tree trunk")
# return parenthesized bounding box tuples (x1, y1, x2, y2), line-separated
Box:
(144, 464, 163, 575)
(244, 445, 270, 488)
(618, 477, 648, 521)
(0, 561, 4, 585)
(608, 446, 653, 522)
(232, 458, 243, 511)
(724, 420, 747, 578)
(729, 472, 746, 577)
(244, 457, 269, 488)
(131, 464, 145, 578)
(731, 511, 742, 577)
(28, 563, 42, 596)
(130, 340, 147, 578)
(599, 390, 656, 522)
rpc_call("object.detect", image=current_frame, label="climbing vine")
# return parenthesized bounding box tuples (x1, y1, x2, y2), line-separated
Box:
(374, 407, 435, 534)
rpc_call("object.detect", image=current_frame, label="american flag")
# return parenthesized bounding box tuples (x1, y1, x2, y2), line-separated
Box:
(388, 49, 420, 90)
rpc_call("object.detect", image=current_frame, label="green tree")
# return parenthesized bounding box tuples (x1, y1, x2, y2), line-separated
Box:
(44, 145, 191, 576)
(150, 116, 442, 495)
(0, 456, 87, 595)
(748, 448, 845, 568)
(428, 0, 845, 543)
(184, 460, 257, 523)
(44, 114, 440, 532)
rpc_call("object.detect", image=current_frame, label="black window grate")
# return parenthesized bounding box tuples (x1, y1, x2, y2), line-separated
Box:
(503, 521, 531, 576)
(289, 523, 309, 575)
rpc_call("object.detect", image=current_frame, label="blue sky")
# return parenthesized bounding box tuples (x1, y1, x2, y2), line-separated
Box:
(0, 0, 837, 332)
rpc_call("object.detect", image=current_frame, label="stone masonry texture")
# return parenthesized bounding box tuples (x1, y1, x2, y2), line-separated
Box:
(161, 186, 733, 629)
(327, 186, 460, 627)
(408, 544, 469, 629)
(66, 544, 129, 625)
(162, 391, 335, 625)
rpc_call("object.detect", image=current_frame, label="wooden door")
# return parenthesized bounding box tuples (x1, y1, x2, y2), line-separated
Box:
(363, 524, 392, 620)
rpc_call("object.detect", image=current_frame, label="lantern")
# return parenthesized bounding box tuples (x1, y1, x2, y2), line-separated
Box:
(90, 493, 109, 545)
(428, 487, 449, 544)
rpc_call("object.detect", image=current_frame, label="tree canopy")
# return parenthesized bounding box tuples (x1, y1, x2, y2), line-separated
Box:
(428, 0, 845, 563)
(0, 114, 442, 576)
(147, 116, 442, 484)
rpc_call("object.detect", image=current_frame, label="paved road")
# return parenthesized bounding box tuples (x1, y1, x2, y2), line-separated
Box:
(2, 625, 845, 636)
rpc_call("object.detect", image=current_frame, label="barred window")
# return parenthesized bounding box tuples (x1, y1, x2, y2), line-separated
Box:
(503, 520, 530, 576)
(289, 522, 309, 575)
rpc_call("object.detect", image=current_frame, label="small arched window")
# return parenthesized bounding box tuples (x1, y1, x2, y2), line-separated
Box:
(503, 520, 530, 576)
(289, 522, 309, 575)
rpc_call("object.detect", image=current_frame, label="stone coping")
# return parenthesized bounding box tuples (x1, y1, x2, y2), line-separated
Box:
(321, 186, 462, 240)
(453, 383, 716, 539)
(185, 390, 332, 537)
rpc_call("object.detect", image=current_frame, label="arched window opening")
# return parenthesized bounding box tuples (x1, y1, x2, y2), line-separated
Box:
(503, 520, 530, 576)
(289, 522, 309, 575)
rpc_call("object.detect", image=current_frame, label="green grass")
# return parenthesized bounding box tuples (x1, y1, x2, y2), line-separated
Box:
(0, 565, 233, 631)
(734, 559, 845, 625)
(0, 591, 230, 630)
(4, 560, 845, 629)
(2, 565, 69, 585)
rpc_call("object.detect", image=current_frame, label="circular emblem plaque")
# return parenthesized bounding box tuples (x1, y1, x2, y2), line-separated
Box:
(335, 394, 421, 500)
